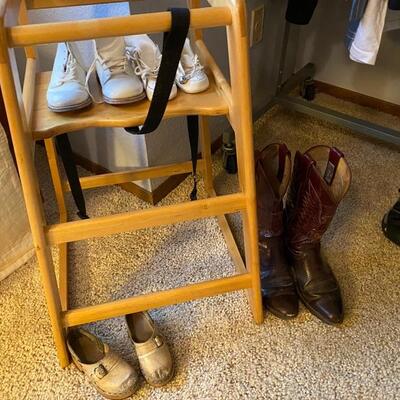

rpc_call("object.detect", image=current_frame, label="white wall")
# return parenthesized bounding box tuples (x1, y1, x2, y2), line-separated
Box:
(295, 0, 400, 105)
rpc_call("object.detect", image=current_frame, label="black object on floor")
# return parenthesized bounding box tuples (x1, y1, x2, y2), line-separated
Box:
(286, 0, 318, 25)
(301, 78, 316, 101)
(222, 142, 237, 174)
(389, 0, 400, 10)
(382, 191, 400, 246)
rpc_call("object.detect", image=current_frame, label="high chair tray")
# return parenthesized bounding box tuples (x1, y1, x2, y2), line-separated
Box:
(32, 71, 229, 139)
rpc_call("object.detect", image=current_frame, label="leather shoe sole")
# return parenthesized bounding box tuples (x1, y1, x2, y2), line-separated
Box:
(263, 295, 299, 320)
(295, 283, 344, 325)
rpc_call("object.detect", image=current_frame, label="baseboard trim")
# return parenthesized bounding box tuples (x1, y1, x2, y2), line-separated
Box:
(73, 134, 223, 205)
(315, 81, 400, 118)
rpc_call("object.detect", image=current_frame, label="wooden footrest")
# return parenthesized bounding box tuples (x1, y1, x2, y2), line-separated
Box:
(45, 193, 247, 244)
(62, 273, 252, 327)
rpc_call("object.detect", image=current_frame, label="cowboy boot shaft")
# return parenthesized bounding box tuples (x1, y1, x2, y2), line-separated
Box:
(285, 151, 339, 255)
(285, 145, 351, 325)
(255, 157, 284, 239)
(255, 143, 298, 319)
(256, 143, 292, 238)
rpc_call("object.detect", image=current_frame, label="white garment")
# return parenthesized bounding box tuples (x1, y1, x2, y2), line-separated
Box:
(0, 125, 34, 281)
(350, 0, 388, 65)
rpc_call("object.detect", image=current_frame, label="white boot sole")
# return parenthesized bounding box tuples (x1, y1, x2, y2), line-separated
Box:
(48, 97, 92, 113)
(103, 91, 146, 105)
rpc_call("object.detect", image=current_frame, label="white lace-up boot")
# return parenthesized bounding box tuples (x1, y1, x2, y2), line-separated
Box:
(92, 37, 145, 104)
(47, 42, 91, 112)
(176, 39, 209, 94)
(125, 34, 177, 101)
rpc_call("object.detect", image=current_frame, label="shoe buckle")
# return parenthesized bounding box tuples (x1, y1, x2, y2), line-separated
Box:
(94, 364, 108, 379)
(179, 75, 189, 85)
(154, 335, 163, 347)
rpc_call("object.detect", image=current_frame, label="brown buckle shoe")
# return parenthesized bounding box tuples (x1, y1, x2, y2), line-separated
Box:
(67, 328, 139, 399)
(126, 312, 174, 387)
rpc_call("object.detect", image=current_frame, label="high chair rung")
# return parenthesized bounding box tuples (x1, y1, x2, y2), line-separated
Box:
(62, 160, 206, 191)
(62, 273, 253, 327)
(45, 193, 247, 245)
(26, 0, 126, 9)
(7, 7, 232, 48)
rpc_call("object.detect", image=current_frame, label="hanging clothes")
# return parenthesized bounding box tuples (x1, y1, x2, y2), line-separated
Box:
(349, 0, 388, 65)
(285, 0, 318, 25)
(389, 0, 400, 10)
(346, 0, 369, 49)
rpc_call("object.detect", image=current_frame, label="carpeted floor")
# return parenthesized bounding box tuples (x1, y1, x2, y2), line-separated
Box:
(0, 94, 399, 399)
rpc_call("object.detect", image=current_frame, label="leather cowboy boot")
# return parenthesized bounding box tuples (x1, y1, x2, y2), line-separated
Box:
(382, 190, 400, 246)
(255, 143, 298, 319)
(285, 145, 351, 325)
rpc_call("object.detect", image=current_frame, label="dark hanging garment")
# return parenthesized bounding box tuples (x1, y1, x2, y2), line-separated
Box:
(389, 0, 400, 10)
(345, 0, 369, 50)
(285, 0, 318, 25)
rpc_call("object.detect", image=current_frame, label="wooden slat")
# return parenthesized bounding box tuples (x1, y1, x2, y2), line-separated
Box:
(7, 7, 232, 47)
(62, 160, 205, 192)
(18, 0, 36, 59)
(22, 57, 36, 128)
(63, 273, 252, 327)
(225, 1, 263, 324)
(26, 0, 127, 9)
(32, 72, 228, 139)
(58, 242, 68, 311)
(46, 193, 247, 245)
(216, 214, 246, 275)
(44, 138, 69, 311)
(196, 39, 233, 109)
(0, 2, 70, 366)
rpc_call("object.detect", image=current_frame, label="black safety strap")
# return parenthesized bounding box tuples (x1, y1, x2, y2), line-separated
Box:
(61, 7, 198, 216)
(126, 7, 199, 200)
(55, 134, 89, 219)
(186, 115, 198, 200)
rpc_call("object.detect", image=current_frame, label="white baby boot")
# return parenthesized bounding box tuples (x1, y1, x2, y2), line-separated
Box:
(47, 42, 91, 112)
(176, 38, 209, 94)
(126, 34, 177, 101)
(92, 37, 145, 104)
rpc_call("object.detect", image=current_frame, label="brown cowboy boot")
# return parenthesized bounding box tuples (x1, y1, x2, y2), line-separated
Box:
(285, 145, 351, 325)
(255, 143, 298, 319)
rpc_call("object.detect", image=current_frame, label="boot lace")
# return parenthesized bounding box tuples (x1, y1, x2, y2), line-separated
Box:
(178, 54, 204, 83)
(57, 52, 80, 86)
(85, 50, 132, 103)
(128, 48, 162, 84)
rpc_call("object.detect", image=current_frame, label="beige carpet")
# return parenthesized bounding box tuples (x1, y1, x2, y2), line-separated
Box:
(1, 94, 399, 399)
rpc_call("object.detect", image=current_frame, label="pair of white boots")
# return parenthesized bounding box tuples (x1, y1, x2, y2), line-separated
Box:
(47, 36, 209, 112)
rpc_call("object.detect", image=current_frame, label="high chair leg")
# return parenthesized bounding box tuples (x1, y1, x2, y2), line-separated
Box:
(0, 50, 69, 368)
(44, 138, 69, 312)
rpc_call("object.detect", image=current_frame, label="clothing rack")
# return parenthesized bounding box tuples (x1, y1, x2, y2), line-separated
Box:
(269, 21, 400, 147)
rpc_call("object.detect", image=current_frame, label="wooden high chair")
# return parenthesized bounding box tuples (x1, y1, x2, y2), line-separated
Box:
(0, 0, 263, 368)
